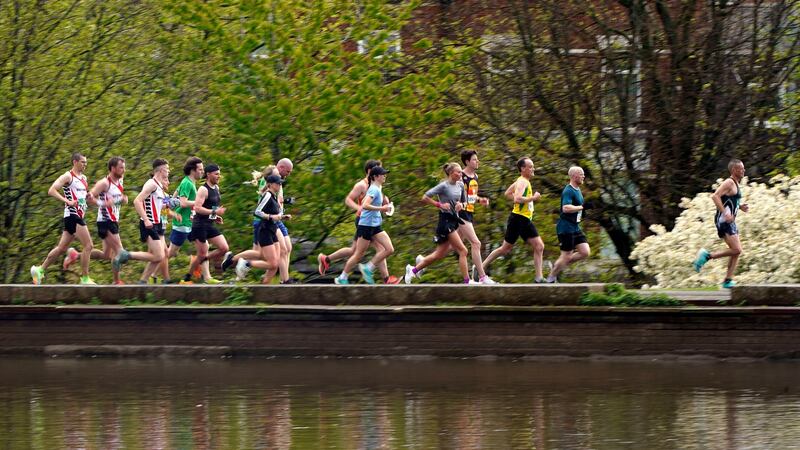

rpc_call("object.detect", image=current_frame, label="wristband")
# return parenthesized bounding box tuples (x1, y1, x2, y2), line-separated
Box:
(434, 201, 441, 208)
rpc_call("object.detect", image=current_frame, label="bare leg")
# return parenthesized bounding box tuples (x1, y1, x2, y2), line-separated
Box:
(526, 236, 545, 280)
(74, 225, 94, 277)
(482, 241, 514, 271)
(458, 222, 485, 278)
(41, 232, 75, 269)
(446, 231, 470, 280)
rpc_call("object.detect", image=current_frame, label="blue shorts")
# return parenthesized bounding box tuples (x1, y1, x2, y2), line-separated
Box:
(252, 219, 261, 245)
(276, 221, 289, 237)
(169, 230, 191, 246)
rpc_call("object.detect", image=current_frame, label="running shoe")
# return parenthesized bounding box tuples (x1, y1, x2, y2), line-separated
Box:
(404, 264, 417, 284)
(534, 277, 547, 284)
(334, 276, 349, 285)
(722, 279, 736, 289)
(480, 275, 497, 285)
(415, 255, 425, 275)
(113, 279, 125, 285)
(30, 265, 44, 285)
(235, 259, 250, 280)
(190, 255, 202, 278)
(79, 276, 97, 285)
(466, 279, 481, 285)
(318, 253, 329, 275)
(63, 248, 79, 269)
(693, 248, 711, 272)
(221, 251, 234, 271)
(204, 277, 223, 285)
(384, 275, 400, 284)
(358, 263, 375, 284)
(178, 279, 194, 285)
(112, 249, 130, 272)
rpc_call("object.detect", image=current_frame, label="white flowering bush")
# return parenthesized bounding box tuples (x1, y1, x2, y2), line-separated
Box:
(631, 176, 800, 288)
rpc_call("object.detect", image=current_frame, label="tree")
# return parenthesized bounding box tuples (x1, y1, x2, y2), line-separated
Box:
(425, 0, 800, 276)
(1, 0, 214, 282)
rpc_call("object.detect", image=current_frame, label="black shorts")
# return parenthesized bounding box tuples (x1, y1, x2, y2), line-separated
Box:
(356, 225, 383, 241)
(434, 213, 460, 244)
(716, 221, 738, 239)
(257, 224, 279, 247)
(63, 215, 86, 235)
(139, 221, 165, 242)
(190, 221, 222, 243)
(458, 210, 474, 223)
(504, 213, 539, 244)
(558, 232, 588, 252)
(96, 221, 119, 240)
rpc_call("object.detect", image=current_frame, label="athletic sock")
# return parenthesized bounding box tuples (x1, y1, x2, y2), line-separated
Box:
(366, 262, 375, 271)
(412, 267, 419, 275)
(338, 271, 348, 279)
(464, 277, 470, 284)
(546, 275, 556, 283)
(245, 261, 251, 267)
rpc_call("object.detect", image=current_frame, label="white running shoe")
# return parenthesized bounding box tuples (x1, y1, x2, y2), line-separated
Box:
(467, 279, 481, 285)
(415, 255, 426, 275)
(235, 258, 250, 280)
(480, 276, 497, 285)
(404, 264, 417, 284)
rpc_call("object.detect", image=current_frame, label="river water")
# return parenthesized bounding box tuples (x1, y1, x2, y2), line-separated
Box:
(1, 358, 799, 449)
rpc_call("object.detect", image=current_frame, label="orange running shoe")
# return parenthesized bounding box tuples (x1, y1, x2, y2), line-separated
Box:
(63, 248, 79, 269)
(384, 275, 400, 285)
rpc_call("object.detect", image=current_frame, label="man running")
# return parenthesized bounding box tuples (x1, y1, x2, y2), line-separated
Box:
(113, 159, 171, 283)
(547, 166, 591, 283)
(80, 157, 127, 284)
(160, 156, 212, 284)
(182, 164, 230, 283)
(318, 159, 398, 284)
(481, 157, 545, 282)
(458, 150, 495, 284)
(31, 153, 96, 285)
(692, 159, 749, 288)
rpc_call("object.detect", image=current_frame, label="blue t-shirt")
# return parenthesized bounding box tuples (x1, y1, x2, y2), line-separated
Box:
(556, 184, 584, 234)
(358, 185, 383, 227)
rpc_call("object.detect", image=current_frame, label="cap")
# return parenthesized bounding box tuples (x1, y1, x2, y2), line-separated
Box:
(370, 166, 389, 176)
(205, 164, 220, 174)
(265, 174, 283, 185)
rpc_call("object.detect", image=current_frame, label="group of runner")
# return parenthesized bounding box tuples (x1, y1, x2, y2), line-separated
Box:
(29, 151, 747, 287)
(30, 154, 295, 285)
(319, 152, 592, 284)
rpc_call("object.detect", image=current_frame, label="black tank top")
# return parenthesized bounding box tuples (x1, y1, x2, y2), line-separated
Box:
(715, 178, 741, 225)
(194, 183, 220, 223)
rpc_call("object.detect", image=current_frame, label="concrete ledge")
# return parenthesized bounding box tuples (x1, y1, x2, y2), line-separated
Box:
(0, 284, 605, 306)
(731, 284, 800, 306)
(2, 304, 800, 359)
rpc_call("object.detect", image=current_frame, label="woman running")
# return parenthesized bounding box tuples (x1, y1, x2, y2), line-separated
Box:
(404, 163, 473, 284)
(252, 174, 288, 284)
(335, 166, 394, 284)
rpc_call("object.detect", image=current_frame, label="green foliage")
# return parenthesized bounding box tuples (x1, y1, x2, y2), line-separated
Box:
(223, 286, 253, 305)
(579, 284, 684, 307)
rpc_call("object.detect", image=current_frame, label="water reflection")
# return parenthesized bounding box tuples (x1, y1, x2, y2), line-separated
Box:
(1, 358, 799, 449)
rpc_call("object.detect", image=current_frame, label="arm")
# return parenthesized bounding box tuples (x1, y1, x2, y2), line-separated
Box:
(422, 183, 450, 210)
(90, 178, 110, 207)
(710, 179, 736, 221)
(134, 180, 157, 227)
(47, 173, 77, 206)
(512, 180, 535, 204)
(561, 190, 581, 213)
(193, 186, 211, 215)
(345, 181, 367, 211)
(361, 193, 389, 212)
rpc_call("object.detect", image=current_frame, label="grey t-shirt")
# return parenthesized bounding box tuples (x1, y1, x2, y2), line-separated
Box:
(425, 180, 466, 207)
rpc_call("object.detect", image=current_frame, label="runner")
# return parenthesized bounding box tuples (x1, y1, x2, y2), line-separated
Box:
(481, 157, 545, 282)
(31, 153, 96, 284)
(318, 159, 398, 284)
(159, 157, 213, 284)
(81, 157, 127, 284)
(403, 163, 472, 284)
(224, 165, 281, 280)
(275, 158, 295, 284)
(112, 159, 171, 284)
(547, 166, 591, 283)
(182, 163, 230, 283)
(335, 166, 394, 284)
(251, 174, 288, 284)
(692, 159, 749, 288)
(458, 150, 496, 284)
